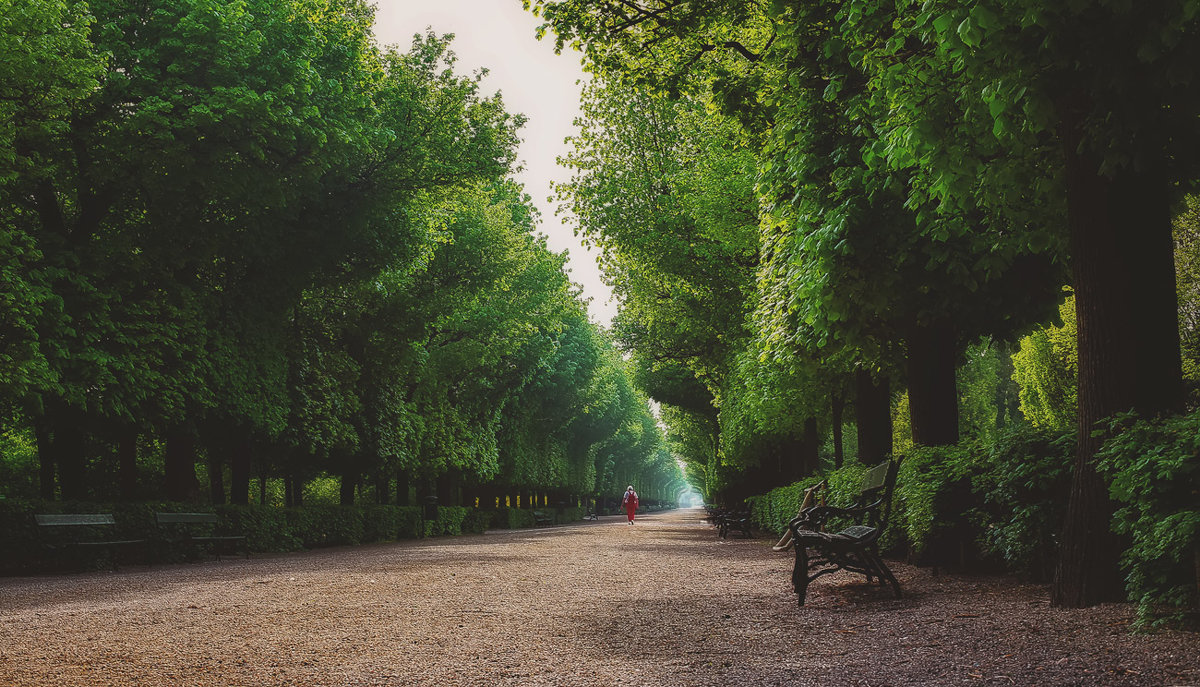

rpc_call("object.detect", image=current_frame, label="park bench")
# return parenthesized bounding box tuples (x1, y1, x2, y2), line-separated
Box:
(786, 459, 901, 605)
(712, 507, 752, 539)
(155, 512, 248, 561)
(772, 480, 827, 552)
(35, 513, 148, 571)
(533, 510, 554, 527)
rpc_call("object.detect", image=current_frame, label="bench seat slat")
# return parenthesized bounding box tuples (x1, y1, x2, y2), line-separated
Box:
(35, 514, 116, 526)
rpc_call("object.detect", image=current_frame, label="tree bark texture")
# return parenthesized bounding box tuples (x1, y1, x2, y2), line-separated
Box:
(340, 469, 357, 506)
(117, 428, 138, 500)
(831, 391, 845, 469)
(855, 370, 893, 463)
(34, 419, 56, 500)
(208, 452, 225, 505)
(165, 428, 200, 502)
(800, 418, 819, 477)
(230, 438, 252, 506)
(906, 317, 960, 447)
(1052, 103, 1181, 606)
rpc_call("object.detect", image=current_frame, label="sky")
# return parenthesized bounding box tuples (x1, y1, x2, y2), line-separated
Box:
(373, 0, 617, 326)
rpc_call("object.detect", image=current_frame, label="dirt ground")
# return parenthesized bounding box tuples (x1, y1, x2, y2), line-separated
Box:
(0, 507, 1196, 686)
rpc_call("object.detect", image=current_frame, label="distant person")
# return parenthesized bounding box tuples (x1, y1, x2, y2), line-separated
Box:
(622, 485, 639, 524)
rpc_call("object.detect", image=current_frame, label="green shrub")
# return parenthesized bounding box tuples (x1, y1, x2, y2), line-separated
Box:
(968, 427, 1073, 580)
(558, 506, 585, 523)
(894, 446, 974, 562)
(216, 504, 299, 552)
(461, 508, 493, 534)
(425, 506, 468, 537)
(490, 507, 536, 529)
(1098, 410, 1200, 627)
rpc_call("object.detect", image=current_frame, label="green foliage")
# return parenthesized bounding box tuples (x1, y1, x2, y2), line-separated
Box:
(969, 427, 1074, 581)
(1012, 295, 1078, 430)
(0, 0, 670, 512)
(748, 425, 1074, 577)
(1098, 410, 1200, 627)
(1176, 195, 1200, 387)
(423, 506, 468, 537)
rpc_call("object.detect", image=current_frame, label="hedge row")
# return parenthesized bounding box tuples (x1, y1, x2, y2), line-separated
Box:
(748, 415, 1200, 626)
(0, 500, 588, 574)
(747, 426, 1075, 581)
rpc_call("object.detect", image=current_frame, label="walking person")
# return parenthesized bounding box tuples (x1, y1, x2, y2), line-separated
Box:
(622, 485, 639, 524)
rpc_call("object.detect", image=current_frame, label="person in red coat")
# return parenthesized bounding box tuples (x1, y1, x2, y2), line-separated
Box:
(622, 485, 639, 524)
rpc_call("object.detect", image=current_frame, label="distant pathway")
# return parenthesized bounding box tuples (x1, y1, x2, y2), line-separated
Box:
(0, 508, 1195, 686)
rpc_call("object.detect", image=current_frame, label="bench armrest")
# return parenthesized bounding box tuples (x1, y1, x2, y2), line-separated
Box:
(788, 498, 884, 533)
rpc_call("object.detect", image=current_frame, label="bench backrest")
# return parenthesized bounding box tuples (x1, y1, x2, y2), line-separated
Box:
(156, 512, 219, 525)
(859, 460, 895, 500)
(35, 514, 115, 527)
(853, 459, 900, 530)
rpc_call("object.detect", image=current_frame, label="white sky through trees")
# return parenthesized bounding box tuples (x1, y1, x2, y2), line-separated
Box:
(374, 0, 616, 326)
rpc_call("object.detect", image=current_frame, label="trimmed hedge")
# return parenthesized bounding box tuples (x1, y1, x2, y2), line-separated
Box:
(0, 499, 553, 574)
(747, 426, 1074, 577)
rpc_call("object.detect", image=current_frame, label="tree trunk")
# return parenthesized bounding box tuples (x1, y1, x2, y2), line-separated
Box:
(396, 471, 411, 506)
(230, 437, 252, 506)
(208, 451, 225, 505)
(340, 468, 357, 506)
(164, 427, 200, 502)
(831, 390, 845, 469)
(292, 474, 304, 506)
(855, 370, 893, 463)
(1052, 109, 1181, 606)
(117, 428, 138, 500)
(906, 317, 960, 447)
(800, 418, 819, 477)
(34, 418, 56, 500)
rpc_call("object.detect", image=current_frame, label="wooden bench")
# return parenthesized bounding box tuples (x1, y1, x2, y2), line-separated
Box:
(35, 513, 148, 571)
(155, 512, 248, 561)
(532, 510, 554, 527)
(786, 460, 901, 605)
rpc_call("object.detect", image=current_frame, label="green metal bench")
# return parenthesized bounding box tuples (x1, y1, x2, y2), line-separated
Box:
(35, 513, 148, 571)
(786, 460, 902, 605)
(155, 512, 248, 561)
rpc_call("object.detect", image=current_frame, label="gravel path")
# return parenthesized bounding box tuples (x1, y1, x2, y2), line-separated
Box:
(1, 507, 1196, 686)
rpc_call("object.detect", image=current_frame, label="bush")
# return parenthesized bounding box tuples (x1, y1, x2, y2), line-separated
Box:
(425, 506, 468, 537)
(968, 427, 1073, 581)
(1098, 409, 1200, 627)
(746, 424, 1075, 577)
(461, 509, 493, 534)
(490, 507, 536, 529)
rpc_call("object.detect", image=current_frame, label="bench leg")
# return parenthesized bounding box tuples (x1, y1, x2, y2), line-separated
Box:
(792, 546, 811, 606)
(865, 549, 901, 598)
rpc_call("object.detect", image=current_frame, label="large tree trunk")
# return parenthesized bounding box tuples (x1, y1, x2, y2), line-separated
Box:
(800, 418, 819, 477)
(165, 427, 201, 502)
(855, 370, 893, 463)
(396, 470, 412, 506)
(340, 467, 357, 506)
(831, 390, 845, 469)
(34, 418, 56, 500)
(1053, 115, 1182, 606)
(41, 404, 89, 501)
(230, 436, 252, 506)
(906, 317, 960, 447)
(117, 428, 138, 500)
(208, 451, 226, 505)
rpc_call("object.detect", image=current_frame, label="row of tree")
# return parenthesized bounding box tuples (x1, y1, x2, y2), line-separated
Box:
(0, 0, 680, 510)
(528, 0, 1199, 606)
